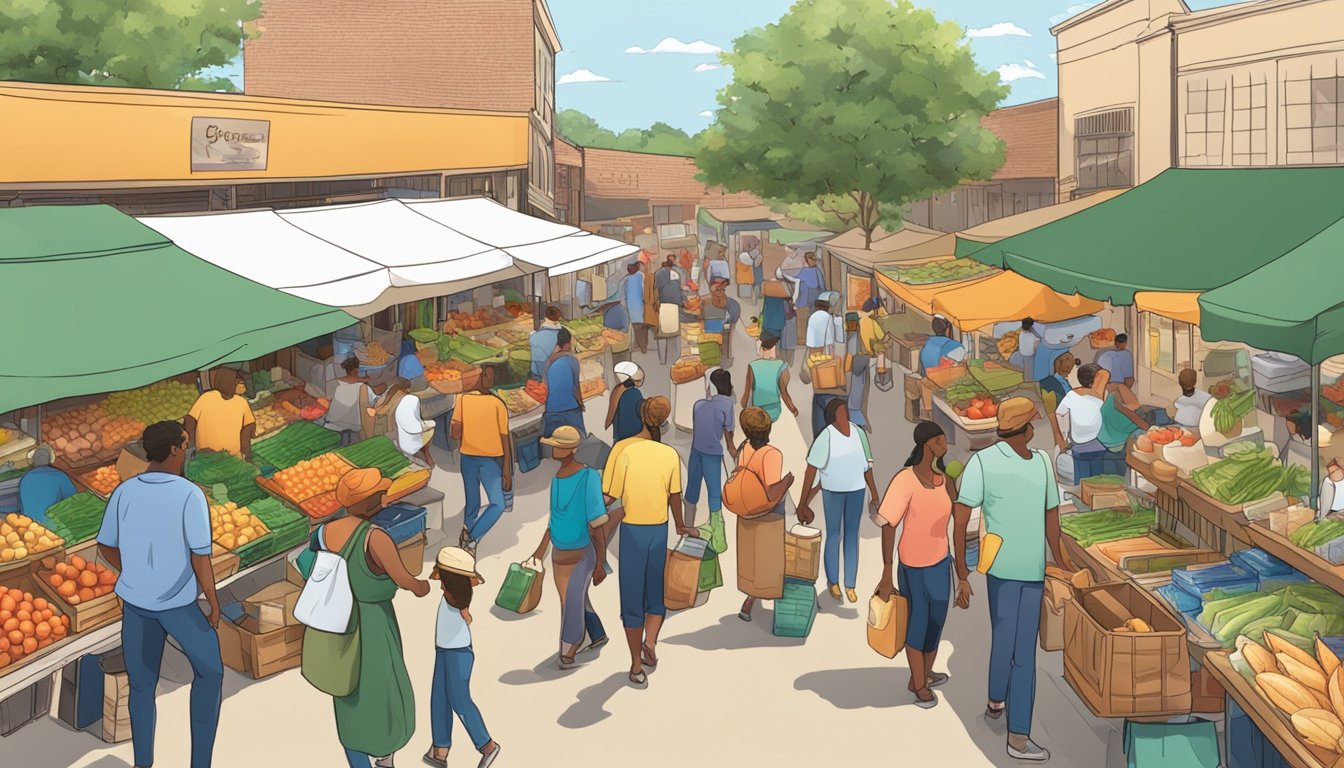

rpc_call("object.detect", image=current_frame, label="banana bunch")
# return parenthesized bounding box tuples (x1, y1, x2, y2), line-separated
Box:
(807, 353, 833, 367)
(1112, 618, 1152, 633)
(997, 330, 1019, 358)
(1245, 632, 1344, 753)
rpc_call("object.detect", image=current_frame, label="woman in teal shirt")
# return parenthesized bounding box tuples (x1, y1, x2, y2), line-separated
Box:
(530, 425, 610, 668)
(742, 334, 799, 422)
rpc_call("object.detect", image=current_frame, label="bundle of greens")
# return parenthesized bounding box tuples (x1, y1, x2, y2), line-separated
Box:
(1196, 583, 1344, 648)
(1290, 518, 1344, 549)
(1211, 388, 1255, 434)
(1060, 507, 1157, 548)
(1189, 448, 1302, 506)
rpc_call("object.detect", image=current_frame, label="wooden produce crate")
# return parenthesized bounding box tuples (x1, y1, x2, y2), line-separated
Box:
(211, 550, 241, 583)
(1176, 479, 1253, 546)
(0, 572, 74, 678)
(0, 516, 66, 577)
(71, 461, 122, 501)
(255, 453, 358, 522)
(32, 543, 121, 634)
(1063, 581, 1192, 718)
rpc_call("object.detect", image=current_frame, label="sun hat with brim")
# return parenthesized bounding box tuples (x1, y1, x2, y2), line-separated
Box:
(614, 361, 643, 383)
(995, 397, 1039, 433)
(434, 546, 484, 583)
(334, 467, 392, 508)
(541, 425, 582, 449)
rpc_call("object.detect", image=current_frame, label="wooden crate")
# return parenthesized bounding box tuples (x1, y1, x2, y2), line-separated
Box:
(212, 550, 241, 583)
(254, 453, 357, 520)
(32, 552, 122, 635)
(218, 615, 304, 679)
(0, 572, 75, 678)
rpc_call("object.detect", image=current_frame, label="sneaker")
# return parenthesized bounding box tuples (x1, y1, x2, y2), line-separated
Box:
(913, 691, 939, 709)
(1007, 738, 1050, 762)
(477, 744, 501, 768)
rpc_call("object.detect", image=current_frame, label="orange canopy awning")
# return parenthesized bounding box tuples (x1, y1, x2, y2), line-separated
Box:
(1135, 291, 1201, 325)
(875, 267, 994, 315)
(931, 271, 1105, 332)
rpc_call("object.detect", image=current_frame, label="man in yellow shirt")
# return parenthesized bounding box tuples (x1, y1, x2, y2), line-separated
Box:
(185, 368, 256, 459)
(450, 367, 514, 554)
(601, 396, 698, 687)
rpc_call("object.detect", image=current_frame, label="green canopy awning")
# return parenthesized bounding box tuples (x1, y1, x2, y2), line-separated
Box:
(1, 205, 357, 413)
(953, 237, 988, 258)
(968, 168, 1344, 305)
(1199, 216, 1344, 365)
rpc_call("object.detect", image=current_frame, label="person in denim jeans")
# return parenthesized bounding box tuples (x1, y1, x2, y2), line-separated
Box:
(797, 400, 879, 604)
(451, 367, 513, 554)
(952, 397, 1075, 763)
(97, 421, 222, 768)
(686, 369, 738, 527)
(423, 547, 500, 768)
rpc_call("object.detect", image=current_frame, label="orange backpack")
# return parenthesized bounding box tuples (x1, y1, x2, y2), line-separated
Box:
(723, 442, 777, 518)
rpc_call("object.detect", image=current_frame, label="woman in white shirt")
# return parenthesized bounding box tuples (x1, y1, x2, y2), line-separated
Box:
(1050, 363, 1109, 482)
(797, 400, 880, 604)
(424, 547, 501, 768)
(382, 378, 435, 468)
(1172, 368, 1214, 430)
(1320, 459, 1344, 517)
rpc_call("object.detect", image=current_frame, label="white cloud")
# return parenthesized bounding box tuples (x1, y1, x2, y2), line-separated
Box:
(694, 63, 721, 73)
(626, 37, 723, 55)
(965, 22, 1032, 39)
(1049, 53, 1058, 61)
(1024, 59, 1038, 69)
(1050, 2, 1101, 25)
(697, 110, 714, 118)
(557, 68, 613, 85)
(997, 62, 1047, 82)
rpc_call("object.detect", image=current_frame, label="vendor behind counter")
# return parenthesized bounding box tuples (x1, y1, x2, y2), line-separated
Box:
(18, 444, 76, 528)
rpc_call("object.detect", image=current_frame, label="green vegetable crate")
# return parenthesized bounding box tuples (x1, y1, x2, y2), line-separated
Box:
(228, 498, 309, 568)
(772, 577, 818, 639)
(1290, 517, 1344, 564)
(252, 421, 341, 470)
(336, 436, 411, 478)
(45, 492, 108, 546)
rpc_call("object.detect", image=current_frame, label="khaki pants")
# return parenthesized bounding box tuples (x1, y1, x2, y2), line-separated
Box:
(631, 323, 650, 353)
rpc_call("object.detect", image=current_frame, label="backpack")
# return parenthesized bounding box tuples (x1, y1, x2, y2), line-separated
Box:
(723, 442, 777, 518)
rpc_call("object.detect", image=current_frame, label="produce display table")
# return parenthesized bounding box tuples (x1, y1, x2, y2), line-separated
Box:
(1062, 534, 1122, 584)
(1176, 479, 1254, 547)
(1203, 651, 1334, 768)
(931, 396, 997, 450)
(1245, 520, 1344, 597)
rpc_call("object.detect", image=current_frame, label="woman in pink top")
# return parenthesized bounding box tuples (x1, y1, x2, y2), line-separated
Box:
(875, 421, 957, 709)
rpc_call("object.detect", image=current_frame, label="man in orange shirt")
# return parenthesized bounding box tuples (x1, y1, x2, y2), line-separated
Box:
(450, 367, 514, 554)
(185, 368, 256, 460)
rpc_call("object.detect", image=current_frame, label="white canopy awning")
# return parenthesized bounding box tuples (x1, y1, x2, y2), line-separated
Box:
(140, 197, 639, 316)
(406, 196, 639, 275)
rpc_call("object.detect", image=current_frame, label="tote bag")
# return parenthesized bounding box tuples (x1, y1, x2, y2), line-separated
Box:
(867, 593, 909, 659)
(296, 522, 369, 697)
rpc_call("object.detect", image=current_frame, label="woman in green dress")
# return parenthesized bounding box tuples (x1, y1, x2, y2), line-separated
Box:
(322, 468, 431, 768)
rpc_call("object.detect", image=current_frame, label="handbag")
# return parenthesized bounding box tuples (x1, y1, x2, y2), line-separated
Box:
(867, 592, 909, 659)
(294, 523, 364, 633)
(296, 522, 369, 697)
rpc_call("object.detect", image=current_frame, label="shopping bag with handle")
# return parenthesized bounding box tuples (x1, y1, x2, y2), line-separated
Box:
(495, 558, 545, 614)
(867, 592, 909, 659)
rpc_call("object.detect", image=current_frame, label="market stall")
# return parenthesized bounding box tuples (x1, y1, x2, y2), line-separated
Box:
(823, 223, 955, 313)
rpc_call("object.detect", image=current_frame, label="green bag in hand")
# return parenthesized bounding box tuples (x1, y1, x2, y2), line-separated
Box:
(698, 510, 728, 555)
(495, 560, 544, 614)
(698, 552, 724, 593)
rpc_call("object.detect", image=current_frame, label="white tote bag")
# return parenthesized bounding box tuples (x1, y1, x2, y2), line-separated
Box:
(294, 549, 355, 633)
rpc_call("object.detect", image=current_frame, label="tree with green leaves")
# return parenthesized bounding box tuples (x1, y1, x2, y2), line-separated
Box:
(698, 0, 1008, 247)
(0, 0, 260, 91)
(557, 109, 704, 157)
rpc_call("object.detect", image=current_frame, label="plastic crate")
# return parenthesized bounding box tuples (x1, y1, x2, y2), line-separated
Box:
(372, 503, 428, 545)
(0, 675, 53, 737)
(772, 577, 818, 638)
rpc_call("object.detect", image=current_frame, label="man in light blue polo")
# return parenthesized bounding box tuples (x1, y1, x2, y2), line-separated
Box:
(98, 421, 222, 768)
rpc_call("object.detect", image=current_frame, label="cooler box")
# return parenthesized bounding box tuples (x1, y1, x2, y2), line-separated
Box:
(372, 502, 428, 545)
(772, 577, 818, 639)
(1252, 352, 1311, 393)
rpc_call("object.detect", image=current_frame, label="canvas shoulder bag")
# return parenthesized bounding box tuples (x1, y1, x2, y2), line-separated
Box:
(298, 522, 368, 697)
(723, 442, 777, 518)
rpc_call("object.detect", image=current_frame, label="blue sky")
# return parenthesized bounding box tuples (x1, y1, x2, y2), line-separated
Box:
(208, 0, 1236, 133)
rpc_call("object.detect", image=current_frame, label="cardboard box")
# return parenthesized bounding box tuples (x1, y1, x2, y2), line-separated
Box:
(100, 653, 131, 744)
(1191, 661, 1225, 713)
(242, 581, 302, 633)
(1063, 582, 1191, 718)
(398, 531, 427, 577)
(218, 614, 305, 679)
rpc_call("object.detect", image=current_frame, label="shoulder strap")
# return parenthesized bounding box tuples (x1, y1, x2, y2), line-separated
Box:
(857, 427, 872, 461)
(335, 520, 373, 561)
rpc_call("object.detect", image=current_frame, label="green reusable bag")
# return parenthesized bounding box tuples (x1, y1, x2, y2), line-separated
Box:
(299, 523, 368, 697)
(698, 510, 728, 555)
(698, 552, 724, 592)
(494, 562, 539, 613)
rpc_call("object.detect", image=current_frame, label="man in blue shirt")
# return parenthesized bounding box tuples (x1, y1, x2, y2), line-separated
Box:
(622, 261, 649, 353)
(1096, 333, 1136, 389)
(919, 315, 967, 373)
(686, 369, 738, 526)
(529, 306, 565, 380)
(18, 444, 76, 528)
(543, 328, 585, 439)
(97, 421, 222, 768)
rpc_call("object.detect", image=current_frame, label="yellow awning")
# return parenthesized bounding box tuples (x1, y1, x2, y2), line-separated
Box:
(1135, 291, 1201, 325)
(875, 267, 994, 316)
(932, 271, 1105, 332)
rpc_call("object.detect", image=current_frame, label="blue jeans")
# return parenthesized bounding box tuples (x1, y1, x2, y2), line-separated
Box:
(821, 489, 864, 589)
(121, 601, 223, 768)
(543, 408, 586, 439)
(461, 455, 505, 541)
(431, 647, 491, 751)
(618, 522, 668, 628)
(344, 747, 374, 767)
(898, 557, 952, 653)
(685, 448, 724, 511)
(987, 575, 1045, 736)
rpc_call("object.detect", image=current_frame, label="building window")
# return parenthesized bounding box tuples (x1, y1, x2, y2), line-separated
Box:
(1231, 77, 1268, 167)
(653, 205, 685, 225)
(448, 178, 469, 197)
(1284, 71, 1344, 166)
(1075, 109, 1134, 192)
(1182, 79, 1226, 166)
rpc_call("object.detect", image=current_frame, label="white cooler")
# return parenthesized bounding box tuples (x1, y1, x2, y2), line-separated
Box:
(1252, 352, 1311, 393)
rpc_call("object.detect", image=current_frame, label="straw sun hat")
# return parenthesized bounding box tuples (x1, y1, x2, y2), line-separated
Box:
(434, 546, 484, 584)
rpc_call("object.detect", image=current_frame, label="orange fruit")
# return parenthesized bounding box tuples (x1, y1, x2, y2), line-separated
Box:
(52, 624, 66, 638)
(67, 595, 81, 606)
(0, 655, 8, 669)
(69, 555, 86, 571)
(21, 637, 36, 654)
(32, 598, 47, 612)
(0, 637, 8, 653)
(34, 622, 50, 639)
(48, 574, 63, 588)
(78, 571, 97, 588)
(15, 610, 29, 622)
(1, 618, 15, 632)
(8, 630, 23, 646)
(57, 581, 76, 597)
(18, 620, 33, 636)
(77, 588, 95, 603)
(0, 595, 14, 612)
(99, 570, 117, 586)
(60, 615, 69, 627)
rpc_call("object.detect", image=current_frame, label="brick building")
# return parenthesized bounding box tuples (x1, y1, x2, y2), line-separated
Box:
(244, 0, 560, 218)
(554, 137, 584, 227)
(904, 98, 1060, 232)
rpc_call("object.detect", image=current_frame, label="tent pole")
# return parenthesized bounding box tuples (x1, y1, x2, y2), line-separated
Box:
(1312, 365, 1321, 509)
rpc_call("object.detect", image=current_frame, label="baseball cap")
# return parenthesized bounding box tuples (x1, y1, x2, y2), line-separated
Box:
(335, 467, 392, 508)
(540, 425, 583, 449)
(614, 361, 643, 383)
(995, 397, 1039, 433)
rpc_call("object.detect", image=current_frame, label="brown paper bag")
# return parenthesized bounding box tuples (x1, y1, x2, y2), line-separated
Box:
(867, 593, 909, 659)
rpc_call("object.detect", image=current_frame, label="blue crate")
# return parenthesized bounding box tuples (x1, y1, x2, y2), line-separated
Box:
(1229, 548, 1295, 578)
(372, 502, 428, 545)
(1157, 584, 1202, 615)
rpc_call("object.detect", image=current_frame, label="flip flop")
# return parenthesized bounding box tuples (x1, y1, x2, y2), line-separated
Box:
(738, 610, 752, 622)
(422, 752, 447, 768)
(914, 691, 939, 709)
(579, 636, 609, 654)
(927, 672, 949, 688)
(628, 670, 648, 686)
(641, 645, 658, 668)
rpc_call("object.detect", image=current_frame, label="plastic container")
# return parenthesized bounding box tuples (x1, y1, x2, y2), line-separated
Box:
(333, 325, 362, 359)
(772, 577, 818, 638)
(372, 502, 428, 545)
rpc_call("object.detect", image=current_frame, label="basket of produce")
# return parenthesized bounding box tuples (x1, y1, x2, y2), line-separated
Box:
(437, 334, 508, 366)
(523, 379, 548, 405)
(187, 450, 265, 507)
(252, 403, 298, 439)
(209, 501, 272, 555)
(442, 306, 526, 334)
(257, 452, 357, 520)
(426, 359, 481, 395)
(104, 379, 200, 426)
(1188, 448, 1309, 510)
(880, 258, 994, 286)
(1088, 328, 1117, 349)
(337, 436, 412, 478)
(0, 513, 64, 572)
(34, 549, 120, 632)
(941, 376, 999, 426)
(670, 357, 706, 385)
(0, 575, 74, 674)
(44, 493, 107, 548)
(42, 403, 133, 468)
(1060, 506, 1157, 548)
(1290, 518, 1344, 565)
(250, 421, 342, 471)
(79, 464, 122, 499)
(1211, 388, 1256, 439)
(408, 327, 442, 355)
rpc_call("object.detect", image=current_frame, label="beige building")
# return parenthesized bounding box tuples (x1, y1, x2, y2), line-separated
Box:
(1054, 0, 1344, 200)
(244, 0, 560, 218)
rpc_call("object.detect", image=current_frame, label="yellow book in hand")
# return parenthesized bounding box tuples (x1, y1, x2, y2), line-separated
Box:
(977, 533, 1003, 575)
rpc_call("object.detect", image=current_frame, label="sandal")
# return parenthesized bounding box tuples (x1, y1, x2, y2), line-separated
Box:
(558, 655, 578, 670)
(914, 690, 939, 709)
(738, 610, 752, 622)
(641, 644, 658, 668)
(927, 672, 949, 688)
(422, 751, 447, 768)
(628, 670, 648, 686)
(579, 636, 609, 654)
(985, 702, 1006, 720)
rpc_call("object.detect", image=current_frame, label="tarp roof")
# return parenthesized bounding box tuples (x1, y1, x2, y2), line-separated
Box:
(698, 204, 780, 224)
(1135, 291, 1201, 325)
(874, 265, 1101, 332)
(1, 205, 355, 413)
(968, 168, 1344, 305)
(1200, 216, 1344, 365)
(826, 223, 956, 272)
(957, 189, 1126, 245)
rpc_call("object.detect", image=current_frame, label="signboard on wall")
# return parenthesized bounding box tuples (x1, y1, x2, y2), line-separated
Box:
(847, 273, 872, 312)
(190, 117, 270, 172)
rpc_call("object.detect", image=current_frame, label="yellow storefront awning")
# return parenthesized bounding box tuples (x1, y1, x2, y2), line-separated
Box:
(932, 271, 1105, 332)
(875, 267, 995, 316)
(1135, 291, 1201, 325)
